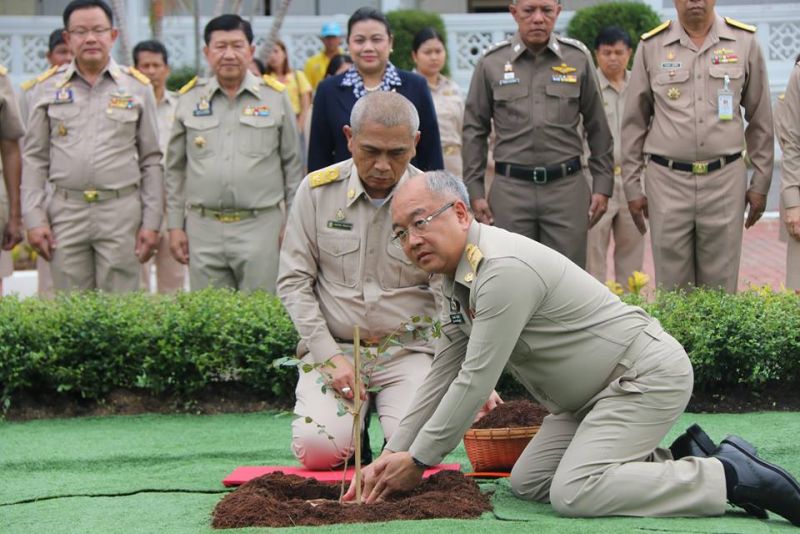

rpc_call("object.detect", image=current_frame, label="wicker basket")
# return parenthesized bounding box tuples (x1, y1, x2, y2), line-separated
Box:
(463, 426, 540, 472)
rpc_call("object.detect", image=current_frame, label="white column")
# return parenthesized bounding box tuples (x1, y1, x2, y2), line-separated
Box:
(125, 0, 147, 45)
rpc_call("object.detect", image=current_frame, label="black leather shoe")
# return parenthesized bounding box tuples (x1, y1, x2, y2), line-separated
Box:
(715, 435, 800, 526)
(670, 424, 718, 459)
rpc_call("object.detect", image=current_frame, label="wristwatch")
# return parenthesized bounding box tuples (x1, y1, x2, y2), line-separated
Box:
(411, 456, 430, 469)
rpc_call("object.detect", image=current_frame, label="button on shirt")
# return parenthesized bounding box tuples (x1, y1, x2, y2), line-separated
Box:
(21, 59, 163, 230)
(621, 15, 774, 201)
(277, 159, 442, 364)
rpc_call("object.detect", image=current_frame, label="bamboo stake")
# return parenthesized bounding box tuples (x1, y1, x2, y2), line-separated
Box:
(353, 325, 362, 503)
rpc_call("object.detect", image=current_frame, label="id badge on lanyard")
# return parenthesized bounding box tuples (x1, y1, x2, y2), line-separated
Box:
(718, 74, 734, 121)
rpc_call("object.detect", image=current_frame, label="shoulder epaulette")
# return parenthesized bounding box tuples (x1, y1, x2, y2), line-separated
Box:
(556, 35, 590, 54)
(0, 65, 7, 76)
(20, 78, 36, 91)
(641, 20, 671, 41)
(179, 76, 198, 95)
(465, 244, 484, 272)
(309, 165, 342, 188)
(725, 17, 756, 33)
(262, 74, 285, 92)
(126, 66, 151, 85)
(483, 40, 510, 56)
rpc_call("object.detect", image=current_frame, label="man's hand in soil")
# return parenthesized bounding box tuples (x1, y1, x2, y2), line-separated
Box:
(474, 390, 503, 422)
(322, 355, 365, 401)
(354, 451, 424, 503)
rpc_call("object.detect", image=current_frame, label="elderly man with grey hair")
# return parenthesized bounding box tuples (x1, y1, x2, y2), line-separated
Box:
(278, 91, 490, 470)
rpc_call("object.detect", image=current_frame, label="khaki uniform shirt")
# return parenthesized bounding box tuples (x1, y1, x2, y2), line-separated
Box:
(387, 221, 655, 466)
(277, 159, 442, 364)
(0, 67, 24, 200)
(621, 15, 774, 201)
(21, 59, 163, 230)
(428, 74, 464, 151)
(156, 90, 178, 157)
(600, 69, 629, 172)
(462, 32, 614, 200)
(165, 71, 302, 229)
(779, 63, 800, 210)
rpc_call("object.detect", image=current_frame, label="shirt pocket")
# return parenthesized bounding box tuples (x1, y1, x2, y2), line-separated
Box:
(381, 241, 431, 289)
(318, 231, 360, 288)
(184, 116, 220, 160)
(653, 69, 691, 106)
(47, 104, 82, 142)
(105, 106, 139, 145)
(545, 83, 581, 124)
(707, 65, 745, 109)
(238, 114, 278, 156)
(492, 83, 530, 128)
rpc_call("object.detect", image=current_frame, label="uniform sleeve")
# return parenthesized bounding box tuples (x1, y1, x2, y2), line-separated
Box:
(137, 85, 164, 231)
(0, 77, 24, 140)
(408, 259, 546, 466)
(410, 78, 444, 171)
(385, 322, 470, 453)
(462, 57, 493, 201)
(580, 54, 614, 197)
(21, 84, 51, 229)
(621, 45, 654, 202)
(307, 82, 335, 172)
(741, 37, 774, 196)
(276, 180, 342, 364)
(278, 91, 303, 211)
(781, 64, 800, 209)
(165, 99, 188, 229)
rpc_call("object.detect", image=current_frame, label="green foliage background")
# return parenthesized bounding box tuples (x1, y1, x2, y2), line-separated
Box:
(387, 9, 449, 77)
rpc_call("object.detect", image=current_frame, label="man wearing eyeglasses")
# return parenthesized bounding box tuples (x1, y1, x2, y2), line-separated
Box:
(22, 0, 162, 292)
(278, 91, 501, 470)
(344, 171, 800, 527)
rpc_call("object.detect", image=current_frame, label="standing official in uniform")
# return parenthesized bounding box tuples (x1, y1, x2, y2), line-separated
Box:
(166, 14, 302, 293)
(133, 39, 186, 294)
(278, 92, 442, 470)
(0, 65, 25, 260)
(462, 0, 613, 268)
(22, 0, 162, 293)
(345, 171, 800, 528)
(776, 59, 800, 292)
(585, 27, 645, 286)
(621, 0, 773, 292)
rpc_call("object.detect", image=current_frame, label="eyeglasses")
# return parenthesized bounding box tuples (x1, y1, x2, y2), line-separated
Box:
(67, 27, 112, 38)
(390, 202, 454, 247)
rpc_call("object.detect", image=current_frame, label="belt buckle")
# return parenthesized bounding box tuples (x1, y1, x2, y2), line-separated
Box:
(215, 212, 240, 223)
(533, 167, 548, 184)
(83, 189, 99, 203)
(692, 162, 709, 175)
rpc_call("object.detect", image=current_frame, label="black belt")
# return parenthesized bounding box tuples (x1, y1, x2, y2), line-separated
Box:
(496, 158, 582, 184)
(649, 153, 741, 175)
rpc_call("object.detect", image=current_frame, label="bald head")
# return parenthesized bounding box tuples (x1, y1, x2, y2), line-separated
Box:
(350, 91, 420, 138)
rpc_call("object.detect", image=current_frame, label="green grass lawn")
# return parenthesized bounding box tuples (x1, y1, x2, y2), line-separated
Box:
(1, 411, 799, 533)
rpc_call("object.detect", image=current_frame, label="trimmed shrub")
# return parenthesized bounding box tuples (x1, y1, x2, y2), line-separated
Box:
(387, 9, 449, 76)
(166, 65, 198, 92)
(567, 1, 662, 63)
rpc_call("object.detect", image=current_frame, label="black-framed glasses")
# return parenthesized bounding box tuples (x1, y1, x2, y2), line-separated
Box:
(390, 202, 454, 247)
(67, 27, 112, 38)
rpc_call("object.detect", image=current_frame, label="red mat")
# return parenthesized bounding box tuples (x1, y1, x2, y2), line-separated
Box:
(223, 463, 461, 487)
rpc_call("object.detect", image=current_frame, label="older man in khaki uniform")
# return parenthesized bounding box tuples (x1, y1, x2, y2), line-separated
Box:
(166, 14, 302, 292)
(278, 92, 442, 470)
(345, 171, 800, 527)
(463, 0, 613, 268)
(776, 60, 800, 291)
(585, 27, 645, 286)
(0, 66, 25, 261)
(23, 0, 162, 292)
(621, 0, 773, 293)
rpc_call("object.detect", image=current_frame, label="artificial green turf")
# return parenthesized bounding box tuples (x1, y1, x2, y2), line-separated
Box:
(1, 411, 799, 532)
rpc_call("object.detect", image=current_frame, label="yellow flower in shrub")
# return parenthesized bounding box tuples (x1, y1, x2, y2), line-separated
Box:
(627, 271, 650, 295)
(605, 280, 624, 296)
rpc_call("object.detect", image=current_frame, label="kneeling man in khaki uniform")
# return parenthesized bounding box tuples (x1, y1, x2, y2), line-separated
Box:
(345, 171, 800, 526)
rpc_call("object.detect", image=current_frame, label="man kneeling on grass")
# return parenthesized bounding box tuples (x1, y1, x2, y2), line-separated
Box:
(344, 170, 800, 527)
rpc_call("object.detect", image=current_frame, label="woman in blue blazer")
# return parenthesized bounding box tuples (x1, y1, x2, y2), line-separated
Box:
(307, 7, 444, 172)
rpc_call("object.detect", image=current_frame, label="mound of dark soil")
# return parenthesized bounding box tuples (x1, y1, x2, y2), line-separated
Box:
(211, 470, 492, 528)
(471, 400, 549, 429)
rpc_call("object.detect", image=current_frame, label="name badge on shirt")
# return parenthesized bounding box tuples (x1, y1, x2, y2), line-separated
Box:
(718, 74, 734, 121)
(54, 87, 74, 104)
(449, 298, 465, 324)
(327, 220, 353, 230)
(193, 97, 212, 117)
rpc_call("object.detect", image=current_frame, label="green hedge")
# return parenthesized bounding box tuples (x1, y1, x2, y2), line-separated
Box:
(566, 1, 662, 64)
(387, 9, 449, 76)
(1, 288, 798, 413)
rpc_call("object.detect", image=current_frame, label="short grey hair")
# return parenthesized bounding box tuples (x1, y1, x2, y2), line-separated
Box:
(350, 91, 420, 137)
(423, 170, 470, 206)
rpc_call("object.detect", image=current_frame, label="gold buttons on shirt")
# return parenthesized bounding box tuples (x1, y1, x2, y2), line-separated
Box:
(194, 135, 207, 148)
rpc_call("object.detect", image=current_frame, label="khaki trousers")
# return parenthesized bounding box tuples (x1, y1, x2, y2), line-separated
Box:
(291, 346, 432, 470)
(509, 327, 727, 517)
(787, 234, 800, 290)
(645, 159, 747, 292)
(586, 175, 645, 285)
(489, 172, 591, 268)
(47, 193, 142, 293)
(140, 221, 186, 294)
(185, 206, 281, 293)
(36, 256, 54, 297)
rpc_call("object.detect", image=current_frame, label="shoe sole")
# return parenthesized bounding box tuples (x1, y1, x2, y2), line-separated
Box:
(724, 435, 800, 526)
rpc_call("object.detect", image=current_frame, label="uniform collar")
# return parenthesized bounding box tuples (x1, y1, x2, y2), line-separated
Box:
(207, 70, 263, 99)
(510, 32, 562, 60)
(58, 57, 122, 87)
(452, 220, 483, 289)
(597, 69, 630, 92)
(160, 90, 178, 106)
(345, 161, 413, 208)
(673, 13, 729, 50)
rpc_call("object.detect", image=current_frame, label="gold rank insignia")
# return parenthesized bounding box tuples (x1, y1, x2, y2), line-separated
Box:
(347, 189, 356, 199)
(309, 167, 341, 188)
(552, 63, 577, 75)
(335, 209, 345, 221)
(193, 96, 212, 117)
(504, 62, 513, 73)
(465, 243, 484, 272)
(464, 272, 474, 283)
(667, 87, 681, 100)
(667, 51, 675, 60)
(194, 135, 206, 148)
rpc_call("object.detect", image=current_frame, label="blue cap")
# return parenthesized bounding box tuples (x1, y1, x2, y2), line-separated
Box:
(320, 22, 342, 38)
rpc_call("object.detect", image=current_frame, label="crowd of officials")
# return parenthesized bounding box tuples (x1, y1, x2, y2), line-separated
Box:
(1, 0, 800, 525)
